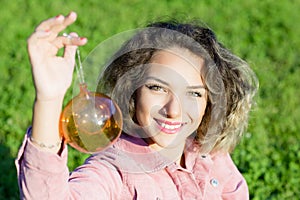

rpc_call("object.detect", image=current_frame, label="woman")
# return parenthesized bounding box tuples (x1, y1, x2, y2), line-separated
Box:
(16, 11, 258, 199)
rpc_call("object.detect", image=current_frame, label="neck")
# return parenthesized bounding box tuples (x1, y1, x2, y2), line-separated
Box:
(149, 141, 186, 168)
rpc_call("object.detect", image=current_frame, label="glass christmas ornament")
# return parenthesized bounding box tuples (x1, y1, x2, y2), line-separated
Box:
(59, 46, 122, 153)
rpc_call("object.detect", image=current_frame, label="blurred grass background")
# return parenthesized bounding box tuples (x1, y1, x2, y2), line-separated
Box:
(0, 0, 299, 199)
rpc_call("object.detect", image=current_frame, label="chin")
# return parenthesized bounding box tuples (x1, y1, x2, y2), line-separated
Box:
(154, 138, 184, 149)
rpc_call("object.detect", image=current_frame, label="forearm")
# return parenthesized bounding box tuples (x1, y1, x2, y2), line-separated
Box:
(16, 132, 121, 199)
(31, 98, 64, 153)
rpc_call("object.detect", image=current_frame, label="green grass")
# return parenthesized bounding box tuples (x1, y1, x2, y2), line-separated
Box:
(0, 0, 299, 199)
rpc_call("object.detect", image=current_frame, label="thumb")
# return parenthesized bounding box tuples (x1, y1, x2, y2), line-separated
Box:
(64, 44, 77, 67)
(63, 32, 87, 66)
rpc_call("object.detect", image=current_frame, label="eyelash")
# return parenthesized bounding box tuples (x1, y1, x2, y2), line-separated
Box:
(145, 83, 204, 98)
(187, 91, 203, 98)
(145, 84, 167, 93)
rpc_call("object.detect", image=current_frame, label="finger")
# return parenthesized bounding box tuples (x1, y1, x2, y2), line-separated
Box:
(63, 33, 86, 68)
(35, 11, 77, 34)
(62, 33, 78, 66)
(27, 30, 52, 44)
(35, 14, 65, 32)
(52, 34, 87, 49)
(48, 12, 78, 34)
(63, 12, 78, 29)
(64, 44, 77, 67)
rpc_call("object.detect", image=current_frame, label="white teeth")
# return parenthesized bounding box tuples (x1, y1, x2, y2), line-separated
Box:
(160, 122, 181, 130)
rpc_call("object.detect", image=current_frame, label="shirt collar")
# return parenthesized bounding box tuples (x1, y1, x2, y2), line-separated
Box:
(95, 134, 208, 174)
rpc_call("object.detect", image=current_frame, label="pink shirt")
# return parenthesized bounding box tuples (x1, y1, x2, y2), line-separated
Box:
(16, 128, 249, 199)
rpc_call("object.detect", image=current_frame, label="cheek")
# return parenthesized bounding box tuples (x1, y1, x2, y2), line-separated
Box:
(187, 100, 207, 123)
(135, 95, 147, 125)
(135, 89, 156, 126)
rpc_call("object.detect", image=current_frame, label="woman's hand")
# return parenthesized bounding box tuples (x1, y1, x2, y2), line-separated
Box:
(27, 11, 87, 101)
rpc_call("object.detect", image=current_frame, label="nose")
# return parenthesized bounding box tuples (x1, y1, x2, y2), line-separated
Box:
(161, 93, 181, 118)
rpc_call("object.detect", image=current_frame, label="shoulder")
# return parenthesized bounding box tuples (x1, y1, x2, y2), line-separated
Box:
(210, 152, 249, 199)
(69, 148, 124, 199)
(85, 134, 150, 172)
(211, 153, 241, 173)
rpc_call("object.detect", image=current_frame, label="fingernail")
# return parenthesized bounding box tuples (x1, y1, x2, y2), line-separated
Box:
(56, 14, 63, 20)
(79, 37, 88, 42)
(69, 11, 76, 17)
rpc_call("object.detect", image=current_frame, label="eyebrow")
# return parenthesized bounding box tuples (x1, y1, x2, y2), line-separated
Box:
(146, 76, 207, 90)
(146, 76, 169, 86)
(187, 85, 207, 90)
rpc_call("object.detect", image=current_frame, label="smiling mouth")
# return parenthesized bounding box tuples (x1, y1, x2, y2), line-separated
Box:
(155, 119, 184, 134)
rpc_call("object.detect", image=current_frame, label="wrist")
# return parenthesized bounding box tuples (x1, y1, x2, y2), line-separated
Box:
(30, 136, 62, 150)
(33, 97, 64, 116)
(35, 94, 65, 103)
(31, 96, 65, 153)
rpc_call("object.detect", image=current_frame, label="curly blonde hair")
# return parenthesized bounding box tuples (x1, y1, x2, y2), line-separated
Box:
(97, 20, 258, 154)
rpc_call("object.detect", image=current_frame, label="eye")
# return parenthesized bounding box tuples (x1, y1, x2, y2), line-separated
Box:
(187, 91, 203, 97)
(145, 84, 168, 93)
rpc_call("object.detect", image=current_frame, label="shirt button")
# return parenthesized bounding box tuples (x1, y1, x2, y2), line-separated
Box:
(210, 178, 219, 187)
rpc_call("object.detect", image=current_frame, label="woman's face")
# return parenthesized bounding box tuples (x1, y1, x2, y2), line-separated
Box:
(135, 49, 207, 150)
